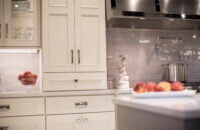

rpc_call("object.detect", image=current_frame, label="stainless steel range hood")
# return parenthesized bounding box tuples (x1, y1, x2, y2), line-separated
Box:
(106, 0, 200, 30)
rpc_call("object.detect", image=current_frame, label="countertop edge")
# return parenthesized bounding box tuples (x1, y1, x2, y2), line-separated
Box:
(0, 89, 132, 98)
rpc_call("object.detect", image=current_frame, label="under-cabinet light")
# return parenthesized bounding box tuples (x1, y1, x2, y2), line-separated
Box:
(0, 49, 39, 54)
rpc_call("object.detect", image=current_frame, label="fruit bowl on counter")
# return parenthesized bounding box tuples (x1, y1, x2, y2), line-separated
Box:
(18, 71, 38, 92)
(132, 81, 196, 98)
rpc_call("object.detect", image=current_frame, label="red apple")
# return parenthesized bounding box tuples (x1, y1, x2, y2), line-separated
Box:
(18, 74, 24, 81)
(24, 71, 33, 78)
(171, 81, 184, 91)
(156, 81, 171, 92)
(146, 82, 157, 92)
(133, 82, 146, 93)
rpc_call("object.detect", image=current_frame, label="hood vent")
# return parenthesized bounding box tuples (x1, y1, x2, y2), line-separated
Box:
(106, 0, 200, 29)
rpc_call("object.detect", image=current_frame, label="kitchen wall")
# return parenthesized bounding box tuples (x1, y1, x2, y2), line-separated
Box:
(107, 28, 200, 88)
(0, 50, 41, 93)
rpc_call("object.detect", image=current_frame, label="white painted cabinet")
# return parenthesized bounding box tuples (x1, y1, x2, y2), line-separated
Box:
(0, 116, 45, 130)
(46, 112, 115, 130)
(43, 73, 107, 91)
(43, 0, 106, 72)
(42, 0, 75, 72)
(47, 114, 82, 130)
(1, 0, 40, 46)
(75, 0, 106, 72)
(82, 112, 115, 130)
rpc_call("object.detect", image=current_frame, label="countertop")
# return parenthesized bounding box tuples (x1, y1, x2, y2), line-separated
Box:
(113, 94, 200, 119)
(0, 89, 132, 98)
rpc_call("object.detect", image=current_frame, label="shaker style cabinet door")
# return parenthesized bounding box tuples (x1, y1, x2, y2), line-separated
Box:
(3, 0, 40, 46)
(75, 0, 106, 72)
(0, 116, 45, 130)
(43, 0, 75, 72)
(82, 112, 115, 130)
(0, 0, 3, 46)
(47, 114, 82, 130)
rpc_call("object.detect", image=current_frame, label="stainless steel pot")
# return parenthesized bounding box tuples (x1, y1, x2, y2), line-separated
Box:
(163, 63, 187, 82)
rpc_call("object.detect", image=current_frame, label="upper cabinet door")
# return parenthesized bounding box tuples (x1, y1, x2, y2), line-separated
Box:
(82, 112, 115, 130)
(43, 0, 75, 72)
(47, 114, 82, 130)
(3, 0, 40, 46)
(75, 0, 106, 72)
(0, 0, 3, 46)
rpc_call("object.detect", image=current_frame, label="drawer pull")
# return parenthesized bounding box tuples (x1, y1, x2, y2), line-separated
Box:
(0, 126, 9, 130)
(75, 102, 88, 107)
(0, 105, 10, 110)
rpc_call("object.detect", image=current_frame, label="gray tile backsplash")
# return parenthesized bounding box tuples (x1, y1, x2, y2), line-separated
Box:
(107, 28, 200, 88)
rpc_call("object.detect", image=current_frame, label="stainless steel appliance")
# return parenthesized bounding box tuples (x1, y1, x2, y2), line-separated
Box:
(163, 63, 187, 82)
(106, 0, 200, 29)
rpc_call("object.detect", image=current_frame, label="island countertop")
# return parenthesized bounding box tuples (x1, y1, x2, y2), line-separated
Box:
(113, 94, 200, 119)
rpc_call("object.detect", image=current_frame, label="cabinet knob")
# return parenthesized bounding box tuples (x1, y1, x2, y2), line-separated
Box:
(83, 118, 88, 123)
(74, 79, 78, 83)
(76, 119, 81, 124)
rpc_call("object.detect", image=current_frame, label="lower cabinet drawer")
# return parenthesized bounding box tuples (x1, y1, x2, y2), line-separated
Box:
(0, 98, 45, 117)
(46, 95, 114, 114)
(43, 73, 107, 91)
(0, 116, 45, 130)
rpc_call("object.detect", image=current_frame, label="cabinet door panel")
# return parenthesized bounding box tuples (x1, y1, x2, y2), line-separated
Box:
(0, 0, 3, 46)
(3, 0, 40, 46)
(43, 0, 75, 72)
(75, 0, 106, 72)
(82, 112, 115, 130)
(47, 114, 81, 130)
(0, 116, 45, 130)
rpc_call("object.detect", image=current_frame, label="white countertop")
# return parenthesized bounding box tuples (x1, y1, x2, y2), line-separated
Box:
(0, 89, 132, 98)
(113, 94, 200, 119)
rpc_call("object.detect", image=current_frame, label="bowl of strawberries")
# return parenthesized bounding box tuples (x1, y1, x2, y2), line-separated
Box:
(18, 71, 38, 91)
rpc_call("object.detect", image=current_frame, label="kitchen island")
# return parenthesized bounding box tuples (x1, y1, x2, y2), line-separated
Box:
(113, 94, 200, 130)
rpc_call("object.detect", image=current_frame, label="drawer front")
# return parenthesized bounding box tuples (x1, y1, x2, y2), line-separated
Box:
(43, 73, 76, 91)
(0, 98, 44, 117)
(46, 95, 114, 114)
(0, 116, 45, 130)
(76, 73, 107, 90)
(43, 73, 107, 91)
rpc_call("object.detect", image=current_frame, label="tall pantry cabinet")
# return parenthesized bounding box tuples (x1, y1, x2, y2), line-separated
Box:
(42, 0, 107, 91)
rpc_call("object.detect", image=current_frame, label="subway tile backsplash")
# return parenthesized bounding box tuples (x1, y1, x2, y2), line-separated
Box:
(107, 28, 200, 88)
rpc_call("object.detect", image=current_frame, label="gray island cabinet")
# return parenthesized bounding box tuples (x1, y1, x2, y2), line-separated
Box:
(113, 95, 200, 130)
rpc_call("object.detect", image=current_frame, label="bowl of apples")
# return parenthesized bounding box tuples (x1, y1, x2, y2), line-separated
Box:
(132, 81, 196, 98)
(18, 71, 38, 92)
